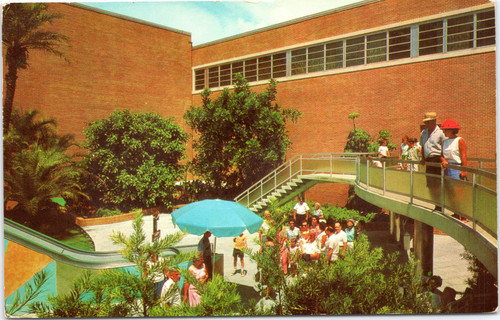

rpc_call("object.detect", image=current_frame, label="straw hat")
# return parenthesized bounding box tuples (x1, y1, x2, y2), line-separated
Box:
(423, 112, 437, 122)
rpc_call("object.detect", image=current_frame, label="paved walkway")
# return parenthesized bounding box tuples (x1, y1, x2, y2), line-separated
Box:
(83, 213, 472, 294)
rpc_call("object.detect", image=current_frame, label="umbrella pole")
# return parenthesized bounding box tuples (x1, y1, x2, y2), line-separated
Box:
(213, 237, 216, 279)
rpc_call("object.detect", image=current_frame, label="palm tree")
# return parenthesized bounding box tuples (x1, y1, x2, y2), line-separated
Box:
(348, 112, 360, 130)
(2, 3, 69, 133)
(4, 143, 87, 219)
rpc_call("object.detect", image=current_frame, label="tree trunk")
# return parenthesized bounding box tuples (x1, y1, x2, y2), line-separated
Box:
(4, 60, 18, 134)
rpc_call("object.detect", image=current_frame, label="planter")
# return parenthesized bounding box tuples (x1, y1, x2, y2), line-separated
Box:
(75, 211, 139, 227)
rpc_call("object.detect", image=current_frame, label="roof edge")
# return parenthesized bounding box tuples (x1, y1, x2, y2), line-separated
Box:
(70, 3, 192, 37)
(193, 0, 383, 49)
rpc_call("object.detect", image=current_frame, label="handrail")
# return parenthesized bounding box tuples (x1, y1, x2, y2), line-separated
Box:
(4, 218, 180, 269)
(234, 153, 496, 238)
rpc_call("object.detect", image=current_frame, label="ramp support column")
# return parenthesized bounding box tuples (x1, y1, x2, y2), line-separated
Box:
(414, 220, 434, 276)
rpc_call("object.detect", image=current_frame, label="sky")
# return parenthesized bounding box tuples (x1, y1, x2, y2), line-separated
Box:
(83, 0, 365, 46)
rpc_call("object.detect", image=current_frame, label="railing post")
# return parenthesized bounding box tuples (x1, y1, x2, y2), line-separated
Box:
(260, 181, 263, 201)
(300, 154, 303, 175)
(247, 190, 250, 207)
(440, 166, 445, 212)
(274, 170, 277, 190)
(472, 173, 477, 231)
(410, 162, 414, 204)
(330, 154, 333, 178)
(382, 160, 386, 195)
(289, 160, 292, 182)
(366, 158, 370, 188)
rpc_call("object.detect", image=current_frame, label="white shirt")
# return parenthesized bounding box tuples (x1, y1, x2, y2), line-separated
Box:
(302, 240, 320, 255)
(161, 278, 181, 307)
(335, 230, 347, 246)
(442, 137, 462, 164)
(294, 202, 309, 215)
(325, 234, 341, 261)
(378, 145, 389, 157)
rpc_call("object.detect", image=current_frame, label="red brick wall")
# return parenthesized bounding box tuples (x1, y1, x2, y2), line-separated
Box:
(192, 0, 490, 65)
(191, 0, 495, 206)
(8, 4, 193, 142)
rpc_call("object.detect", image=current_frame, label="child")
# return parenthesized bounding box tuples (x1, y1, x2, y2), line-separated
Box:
(407, 138, 420, 172)
(233, 233, 247, 276)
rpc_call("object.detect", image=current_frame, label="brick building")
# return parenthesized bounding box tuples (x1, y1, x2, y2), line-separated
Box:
(7, 1, 496, 205)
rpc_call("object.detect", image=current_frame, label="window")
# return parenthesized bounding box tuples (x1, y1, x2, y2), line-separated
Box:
(308, 45, 324, 72)
(325, 41, 343, 69)
(367, 32, 387, 64)
(447, 14, 474, 51)
(346, 36, 365, 67)
(291, 48, 306, 75)
(419, 21, 443, 56)
(244, 59, 257, 82)
(258, 56, 271, 81)
(476, 10, 495, 47)
(195, 69, 205, 90)
(194, 9, 495, 91)
(232, 61, 243, 83)
(208, 66, 219, 88)
(219, 64, 231, 86)
(389, 27, 411, 60)
(272, 53, 287, 78)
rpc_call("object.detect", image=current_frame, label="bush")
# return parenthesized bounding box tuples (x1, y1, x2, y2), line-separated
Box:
(83, 109, 188, 212)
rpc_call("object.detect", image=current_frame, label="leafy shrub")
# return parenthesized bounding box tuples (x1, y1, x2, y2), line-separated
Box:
(83, 110, 187, 212)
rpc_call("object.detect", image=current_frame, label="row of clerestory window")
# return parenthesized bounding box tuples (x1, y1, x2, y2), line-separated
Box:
(194, 9, 495, 91)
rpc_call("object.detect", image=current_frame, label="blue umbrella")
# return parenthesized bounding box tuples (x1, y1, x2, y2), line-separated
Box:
(171, 199, 263, 237)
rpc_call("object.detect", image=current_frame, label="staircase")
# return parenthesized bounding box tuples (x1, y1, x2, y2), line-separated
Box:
(234, 153, 363, 213)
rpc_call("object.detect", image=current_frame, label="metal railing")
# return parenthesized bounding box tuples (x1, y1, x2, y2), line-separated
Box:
(234, 153, 497, 239)
(234, 153, 368, 208)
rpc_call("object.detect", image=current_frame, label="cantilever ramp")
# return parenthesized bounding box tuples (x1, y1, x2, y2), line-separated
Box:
(4, 218, 179, 269)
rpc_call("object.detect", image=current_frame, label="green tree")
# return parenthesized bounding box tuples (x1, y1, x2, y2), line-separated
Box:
(2, 3, 69, 133)
(348, 112, 360, 130)
(184, 74, 301, 199)
(344, 128, 373, 153)
(6, 270, 50, 316)
(83, 109, 188, 212)
(4, 143, 87, 228)
(4, 108, 77, 175)
(31, 213, 189, 317)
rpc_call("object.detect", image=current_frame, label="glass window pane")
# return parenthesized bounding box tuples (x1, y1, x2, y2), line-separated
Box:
(258, 56, 271, 81)
(291, 48, 307, 75)
(195, 69, 205, 90)
(232, 61, 243, 83)
(346, 36, 365, 67)
(389, 27, 411, 60)
(308, 45, 324, 73)
(447, 14, 473, 51)
(244, 59, 257, 82)
(367, 32, 387, 64)
(219, 64, 231, 86)
(419, 21, 443, 56)
(476, 10, 496, 47)
(326, 41, 343, 69)
(208, 66, 219, 88)
(272, 53, 287, 78)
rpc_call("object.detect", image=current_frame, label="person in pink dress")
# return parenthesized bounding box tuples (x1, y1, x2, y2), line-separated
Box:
(183, 255, 208, 307)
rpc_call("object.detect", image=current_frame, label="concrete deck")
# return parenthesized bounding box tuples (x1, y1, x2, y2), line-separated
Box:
(83, 213, 472, 294)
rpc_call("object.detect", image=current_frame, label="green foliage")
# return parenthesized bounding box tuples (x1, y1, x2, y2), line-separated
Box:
(6, 270, 50, 316)
(318, 203, 377, 224)
(184, 74, 301, 199)
(344, 128, 373, 153)
(95, 207, 122, 217)
(369, 129, 398, 152)
(4, 143, 87, 220)
(348, 112, 360, 130)
(3, 3, 69, 133)
(283, 237, 431, 315)
(83, 109, 188, 212)
(150, 274, 241, 316)
(31, 213, 191, 317)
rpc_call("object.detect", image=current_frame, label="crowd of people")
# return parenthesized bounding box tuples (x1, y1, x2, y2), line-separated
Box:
(261, 200, 367, 277)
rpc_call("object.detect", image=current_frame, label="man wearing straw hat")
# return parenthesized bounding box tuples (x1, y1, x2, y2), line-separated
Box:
(419, 112, 446, 211)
